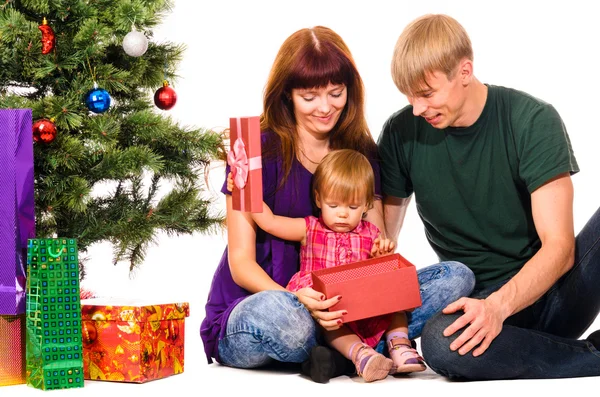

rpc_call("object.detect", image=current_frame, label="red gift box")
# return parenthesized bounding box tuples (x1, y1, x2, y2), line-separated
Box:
(227, 116, 262, 212)
(311, 253, 421, 323)
(80, 299, 189, 383)
(0, 314, 25, 386)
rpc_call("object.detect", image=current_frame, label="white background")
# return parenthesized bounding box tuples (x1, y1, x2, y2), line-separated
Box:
(4, 0, 600, 395)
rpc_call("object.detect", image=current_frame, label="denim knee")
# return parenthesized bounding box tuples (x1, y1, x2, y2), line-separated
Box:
(421, 311, 466, 379)
(419, 261, 474, 299)
(408, 261, 475, 339)
(443, 261, 476, 299)
(225, 290, 317, 363)
(260, 291, 317, 355)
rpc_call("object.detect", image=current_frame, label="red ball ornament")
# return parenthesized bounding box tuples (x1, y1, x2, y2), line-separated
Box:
(154, 80, 177, 110)
(38, 17, 56, 55)
(32, 118, 57, 144)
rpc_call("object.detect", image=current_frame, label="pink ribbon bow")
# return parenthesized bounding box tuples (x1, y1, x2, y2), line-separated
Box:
(227, 138, 249, 189)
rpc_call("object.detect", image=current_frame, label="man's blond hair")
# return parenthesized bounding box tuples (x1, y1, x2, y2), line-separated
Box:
(391, 14, 473, 96)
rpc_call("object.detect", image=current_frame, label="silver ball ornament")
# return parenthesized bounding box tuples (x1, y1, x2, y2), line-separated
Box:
(122, 28, 148, 57)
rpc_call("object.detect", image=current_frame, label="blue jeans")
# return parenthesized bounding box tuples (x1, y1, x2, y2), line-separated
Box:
(218, 261, 475, 368)
(421, 206, 600, 379)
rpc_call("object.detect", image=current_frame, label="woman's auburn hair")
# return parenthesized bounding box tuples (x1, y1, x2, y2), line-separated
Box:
(260, 26, 377, 184)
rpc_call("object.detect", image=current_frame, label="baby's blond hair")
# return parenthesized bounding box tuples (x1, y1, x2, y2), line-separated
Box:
(312, 149, 375, 208)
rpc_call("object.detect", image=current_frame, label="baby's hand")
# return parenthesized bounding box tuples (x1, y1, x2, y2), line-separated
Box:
(370, 236, 395, 257)
(226, 172, 234, 192)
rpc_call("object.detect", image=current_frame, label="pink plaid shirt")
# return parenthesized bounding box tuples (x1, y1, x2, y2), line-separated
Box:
(286, 216, 392, 348)
(287, 216, 380, 291)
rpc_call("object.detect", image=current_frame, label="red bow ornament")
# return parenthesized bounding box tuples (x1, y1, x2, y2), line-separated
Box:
(227, 138, 249, 189)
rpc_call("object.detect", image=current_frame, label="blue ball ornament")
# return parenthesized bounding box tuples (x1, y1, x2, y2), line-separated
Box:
(85, 87, 111, 113)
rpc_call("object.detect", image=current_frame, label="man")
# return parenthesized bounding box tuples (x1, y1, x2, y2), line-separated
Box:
(378, 13, 600, 379)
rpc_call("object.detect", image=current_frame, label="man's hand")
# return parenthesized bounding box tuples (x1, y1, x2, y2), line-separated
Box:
(370, 236, 395, 257)
(294, 287, 346, 331)
(442, 297, 507, 357)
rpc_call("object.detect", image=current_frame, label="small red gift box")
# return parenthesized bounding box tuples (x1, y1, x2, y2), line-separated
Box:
(81, 299, 189, 383)
(311, 253, 421, 323)
(227, 116, 262, 212)
(0, 314, 25, 387)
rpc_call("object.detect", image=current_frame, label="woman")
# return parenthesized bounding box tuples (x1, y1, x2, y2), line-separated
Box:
(200, 26, 474, 382)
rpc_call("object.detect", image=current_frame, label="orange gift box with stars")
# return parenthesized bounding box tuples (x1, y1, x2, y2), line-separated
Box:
(80, 299, 189, 383)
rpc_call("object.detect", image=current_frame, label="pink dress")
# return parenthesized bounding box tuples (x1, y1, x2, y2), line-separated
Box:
(286, 216, 393, 348)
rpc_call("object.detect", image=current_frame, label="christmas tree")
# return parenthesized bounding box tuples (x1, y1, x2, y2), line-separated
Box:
(0, 0, 225, 276)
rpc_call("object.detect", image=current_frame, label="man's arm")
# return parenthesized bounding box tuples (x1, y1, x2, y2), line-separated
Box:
(364, 198, 385, 236)
(443, 173, 575, 356)
(487, 173, 575, 316)
(382, 194, 413, 243)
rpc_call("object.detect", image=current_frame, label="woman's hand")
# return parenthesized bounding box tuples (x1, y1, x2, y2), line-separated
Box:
(294, 287, 346, 331)
(226, 172, 234, 192)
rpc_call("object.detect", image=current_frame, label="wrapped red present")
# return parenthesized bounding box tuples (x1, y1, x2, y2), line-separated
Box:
(311, 253, 421, 323)
(227, 116, 262, 212)
(0, 314, 25, 387)
(81, 299, 190, 383)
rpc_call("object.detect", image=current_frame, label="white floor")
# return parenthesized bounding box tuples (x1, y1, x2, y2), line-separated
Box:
(3, 328, 600, 397)
(2, 230, 600, 396)
(4, 323, 600, 397)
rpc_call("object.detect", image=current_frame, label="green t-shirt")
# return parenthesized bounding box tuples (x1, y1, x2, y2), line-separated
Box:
(378, 85, 579, 288)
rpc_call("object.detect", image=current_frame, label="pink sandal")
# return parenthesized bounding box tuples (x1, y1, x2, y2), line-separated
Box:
(388, 338, 426, 374)
(350, 343, 393, 382)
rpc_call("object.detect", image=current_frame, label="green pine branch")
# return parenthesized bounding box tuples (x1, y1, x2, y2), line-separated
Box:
(1, 0, 225, 276)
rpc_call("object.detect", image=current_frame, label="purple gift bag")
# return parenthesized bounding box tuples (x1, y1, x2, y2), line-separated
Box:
(0, 109, 35, 315)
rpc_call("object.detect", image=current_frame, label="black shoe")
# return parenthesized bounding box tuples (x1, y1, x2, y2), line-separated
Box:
(301, 345, 355, 383)
(586, 330, 600, 350)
